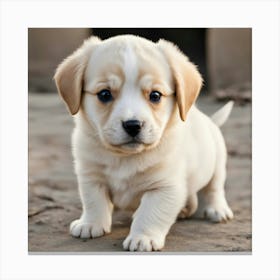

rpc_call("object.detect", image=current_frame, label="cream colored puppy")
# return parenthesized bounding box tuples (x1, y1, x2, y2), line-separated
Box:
(54, 35, 234, 252)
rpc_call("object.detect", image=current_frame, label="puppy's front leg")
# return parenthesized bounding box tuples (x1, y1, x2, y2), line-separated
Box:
(123, 186, 186, 251)
(70, 177, 113, 239)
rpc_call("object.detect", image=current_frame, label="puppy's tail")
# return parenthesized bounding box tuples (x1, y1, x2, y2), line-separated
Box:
(211, 101, 234, 127)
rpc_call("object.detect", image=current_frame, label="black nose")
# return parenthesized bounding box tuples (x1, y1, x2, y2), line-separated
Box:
(122, 120, 143, 137)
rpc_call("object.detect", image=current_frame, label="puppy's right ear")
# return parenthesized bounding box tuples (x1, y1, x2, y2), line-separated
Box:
(54, 37, 101, 115)
(157, 39, 203, 121)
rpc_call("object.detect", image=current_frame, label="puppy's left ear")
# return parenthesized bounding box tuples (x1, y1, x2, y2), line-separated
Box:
(54, 36, 101, 115)
(158, 39, 203, 121)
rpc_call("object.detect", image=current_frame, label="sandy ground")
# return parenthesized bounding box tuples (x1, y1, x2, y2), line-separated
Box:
(28, 93, 251, 253)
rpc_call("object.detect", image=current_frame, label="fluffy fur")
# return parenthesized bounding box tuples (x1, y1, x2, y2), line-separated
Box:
(54, 35, 234, 252)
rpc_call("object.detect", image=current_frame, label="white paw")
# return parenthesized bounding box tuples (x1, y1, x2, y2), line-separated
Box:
(123, 233, 165, 252)
(70, 219, 111, 238)
(203, 202, 234, 222)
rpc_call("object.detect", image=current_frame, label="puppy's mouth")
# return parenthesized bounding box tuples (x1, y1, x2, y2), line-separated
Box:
(108, 138, 149, 154)
(103, 132, 159, 155)
(113, 138, 145, 149)
(122, 139, 143, 146)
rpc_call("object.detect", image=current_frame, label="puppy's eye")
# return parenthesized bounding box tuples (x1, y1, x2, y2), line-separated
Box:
(149, 91, 162, 103)
(97, 89, 113, 103)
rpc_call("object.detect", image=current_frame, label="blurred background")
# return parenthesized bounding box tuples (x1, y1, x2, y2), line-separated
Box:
(28, 28, 251, 100)
(28, 28, 252, 252)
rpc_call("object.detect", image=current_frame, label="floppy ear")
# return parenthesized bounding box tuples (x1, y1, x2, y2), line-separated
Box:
(157, 39, 203, 121)
(54, 36, 101, 115)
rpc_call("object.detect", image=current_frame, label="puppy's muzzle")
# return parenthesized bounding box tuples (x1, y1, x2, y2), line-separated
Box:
(122, 120, 143, 137)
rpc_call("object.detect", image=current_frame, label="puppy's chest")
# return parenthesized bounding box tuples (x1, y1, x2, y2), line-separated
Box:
(104, 164, 142, 209)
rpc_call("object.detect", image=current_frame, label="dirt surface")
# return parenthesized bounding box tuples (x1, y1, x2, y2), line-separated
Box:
(28, 93, 251, 253)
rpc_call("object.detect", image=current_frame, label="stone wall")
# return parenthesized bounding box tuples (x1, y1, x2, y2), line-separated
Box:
(207, 28, 252, 93)
(28, 28, 90, 92)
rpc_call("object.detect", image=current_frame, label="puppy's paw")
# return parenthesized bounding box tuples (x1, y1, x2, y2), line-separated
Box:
(70, 219, 111, 238)
(178, 194, 198, 219)
(203, 202, 234, 223)
(178, 207, 192, 219)
(123, 233, 164, 252)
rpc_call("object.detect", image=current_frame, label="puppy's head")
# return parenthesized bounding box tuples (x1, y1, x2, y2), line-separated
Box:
(54, 35, 202, 155)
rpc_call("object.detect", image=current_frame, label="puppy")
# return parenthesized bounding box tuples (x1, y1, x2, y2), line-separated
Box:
(54, 35, 234, 251)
